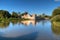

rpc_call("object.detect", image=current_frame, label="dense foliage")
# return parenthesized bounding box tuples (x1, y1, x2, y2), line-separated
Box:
(0, 10, 30, 19)
(0, 10, 11, 18)
(51, 7, 60, 22)
(52, 7, 60, 17)
(11, 12, 18, 18)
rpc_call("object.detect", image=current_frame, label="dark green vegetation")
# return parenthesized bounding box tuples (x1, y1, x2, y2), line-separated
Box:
(0, 10, 50, 22)
(38, 13, 51, 19)
(51, 7, 60, 35)
(0, 7, 60, 28)
(51, 7, 60, 22)
(0, 10, 22, 19)
(52, 7, 60, 17)
(0, 10, 29, 22)
(0, 10, 11, 18)
(0, 10, 29, 19)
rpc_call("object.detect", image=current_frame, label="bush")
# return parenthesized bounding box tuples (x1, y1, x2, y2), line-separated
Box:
(52, 7, 60, 17)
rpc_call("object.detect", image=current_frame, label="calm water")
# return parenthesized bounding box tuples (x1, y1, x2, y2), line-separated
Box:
(0, 20, 60, 40)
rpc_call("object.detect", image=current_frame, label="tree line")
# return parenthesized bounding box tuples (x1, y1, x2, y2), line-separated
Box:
(0, 10, 29, 19)
(51, 7, 60, 21)
(0, 7, 60, 19)
(0, 10, 50, 19)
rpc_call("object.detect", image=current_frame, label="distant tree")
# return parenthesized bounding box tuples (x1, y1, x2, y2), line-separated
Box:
(42, 13, 45, 16)
(21, 12, 28, 16)
(18, 12, 21, 18)
(41, 13, 45, 18)
(18, 12, 20, 14)
(11, 12, 18, 18)
(52, 7, 60, 16)
(0, 10, 11, 18)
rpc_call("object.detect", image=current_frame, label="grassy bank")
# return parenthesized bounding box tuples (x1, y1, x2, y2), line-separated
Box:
(51, 16, 60, 35)
(51, 15, 60, 22)
(0, 18, 29, 22)
(51, 15, 60, 27)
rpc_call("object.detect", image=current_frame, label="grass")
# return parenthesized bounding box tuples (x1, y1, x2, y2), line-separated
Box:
(0, 18, 30, 23)
(51, 15, 60, 21)
(51, 15, 60, 27)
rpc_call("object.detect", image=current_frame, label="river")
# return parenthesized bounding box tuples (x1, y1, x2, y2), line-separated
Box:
(0, 20, 60, 40)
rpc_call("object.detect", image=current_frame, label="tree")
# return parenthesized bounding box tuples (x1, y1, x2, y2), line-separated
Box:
(18, 12, 21, 18)
(21, 12, 28, 16)
(41, 13, 45, 18)
(0, 10, 11, 18)
(52, 7, 60, 16)
(11, 12, 18, 18)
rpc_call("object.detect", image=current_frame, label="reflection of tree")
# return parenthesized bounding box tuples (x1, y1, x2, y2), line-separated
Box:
(0, 19, 21, 28)
(41, 20, 45, 26)
(51, 21, 60, 35)
(0, 19, 50, 28)
(39, 20, 48, 26)
(0, 22, 10, 28)
(11, 20, 18, 25)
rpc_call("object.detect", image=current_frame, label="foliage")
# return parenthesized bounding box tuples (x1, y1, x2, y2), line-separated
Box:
(52, 7, 60, 17)
(21, 12, 28, 16)
(0, 10, 11, 18)
(11, 12, 18, 18)
(51, 15, 60, 22)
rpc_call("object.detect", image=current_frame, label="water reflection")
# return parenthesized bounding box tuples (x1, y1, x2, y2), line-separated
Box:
(0, 32, 38, 40)
(51, 21, 60, 40)
(51, 22, 60, 35)
(0, 22, 10, 28)
(0, 20, 48, 28)
(0, 20, 50, 37)
(21, 20, 49, 26)
(0, 20, 60, 40)
(21, 20, 36, 26)
(11, 20, 19, 25)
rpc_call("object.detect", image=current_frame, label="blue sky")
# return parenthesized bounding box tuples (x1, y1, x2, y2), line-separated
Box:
(0, 0, 60, 15)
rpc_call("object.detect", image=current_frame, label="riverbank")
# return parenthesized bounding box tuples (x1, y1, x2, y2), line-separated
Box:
(0, 18, 30, 23)
(51, 15, 60, 27)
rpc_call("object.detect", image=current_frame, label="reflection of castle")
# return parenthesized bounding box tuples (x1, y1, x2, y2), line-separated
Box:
(21, 20, 36, 26)
(21, 20, 49, 26)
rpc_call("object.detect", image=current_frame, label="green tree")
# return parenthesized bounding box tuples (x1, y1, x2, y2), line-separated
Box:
(0, 10, 11, 18)
(21, 12, 28, 16)
(52, 7, 60, 17)
(18, 12, 21, 18)
(11, 12, 18, 18)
